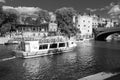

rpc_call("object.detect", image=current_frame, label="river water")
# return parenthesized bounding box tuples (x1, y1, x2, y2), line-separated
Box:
(0, 41, 120, 80)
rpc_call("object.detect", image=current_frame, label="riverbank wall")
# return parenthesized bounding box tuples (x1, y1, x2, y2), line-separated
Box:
(0, 37, 10, 44)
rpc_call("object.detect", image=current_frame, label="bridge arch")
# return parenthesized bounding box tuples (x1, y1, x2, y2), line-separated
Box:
(95, 31, 120, 41)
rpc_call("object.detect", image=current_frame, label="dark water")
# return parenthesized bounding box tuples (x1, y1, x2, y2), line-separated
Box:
(0, 41, 120, 80)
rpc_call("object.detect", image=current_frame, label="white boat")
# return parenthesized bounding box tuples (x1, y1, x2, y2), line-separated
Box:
(12, 36, 77, 58)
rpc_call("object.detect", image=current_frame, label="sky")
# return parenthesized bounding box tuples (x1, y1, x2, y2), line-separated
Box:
(0, 0, 120, 19)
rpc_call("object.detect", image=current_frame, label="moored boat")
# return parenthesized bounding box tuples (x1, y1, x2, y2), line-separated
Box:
(11, 36, 77, 58)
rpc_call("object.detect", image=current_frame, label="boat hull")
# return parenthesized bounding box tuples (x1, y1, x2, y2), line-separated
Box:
(13, 46, 76, 59)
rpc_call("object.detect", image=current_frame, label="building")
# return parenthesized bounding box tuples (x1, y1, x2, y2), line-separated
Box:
(15, 24, 49, 32)
(49, 12, 56, 23)
(76, 14, 93, 40)
(49, 23, 57, 32)
(49, 12, 57, 32)
(48, 12, 58, 36)
(97, 18, 107, 28)
(105, 19, 113, 28)
(11, 23, 49, 38)
(97, 18, 116, 28)
(92, 14, 99, 28)
(11, 21, 58, 37)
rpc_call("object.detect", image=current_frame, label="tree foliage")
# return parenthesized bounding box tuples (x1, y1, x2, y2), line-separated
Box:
(22, 10, 50, 25)
(0, 23, 12, 35)
(0, 7, 18, 36)
(55, 7, 78, 36)
(24, 16, 33, 25)
(35, 10, 50, 24)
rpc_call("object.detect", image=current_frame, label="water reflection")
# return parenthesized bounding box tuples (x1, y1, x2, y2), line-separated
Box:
(22, 57, 52, 79)
(23, 58, 40, 75)
(1, 41, 120, 80)
(77, 42, 95, 66)
(62, 52, 77, 64)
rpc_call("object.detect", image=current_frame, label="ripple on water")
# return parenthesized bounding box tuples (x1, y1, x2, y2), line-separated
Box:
(0, 41, 120, 80)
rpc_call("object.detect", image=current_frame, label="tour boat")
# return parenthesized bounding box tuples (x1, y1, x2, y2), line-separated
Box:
(12, 36, 77, 58)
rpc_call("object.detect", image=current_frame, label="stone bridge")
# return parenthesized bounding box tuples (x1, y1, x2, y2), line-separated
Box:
(93, 27, 120, 41)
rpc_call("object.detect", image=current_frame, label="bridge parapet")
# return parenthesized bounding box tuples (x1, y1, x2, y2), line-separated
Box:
(93, 27, 120, 41)
(95, 27, 120, 32)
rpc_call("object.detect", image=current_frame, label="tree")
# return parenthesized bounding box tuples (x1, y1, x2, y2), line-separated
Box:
(0, 7, 18, 35)
(0, 6, 6, 27)
(0, 23, 11, 36)
(24, 16, 33, 25)
(55, 7, 78, 36)
(35, 17, 42, 25)
(4, 12, 18, 24)
(35, 10, 50, 24)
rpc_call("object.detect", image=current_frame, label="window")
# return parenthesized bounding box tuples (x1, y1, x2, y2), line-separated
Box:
(50, 43, 57, 48)
(23, 27, 25, 31)
(33, 33, 35, 36)
(43, 45, 48, 49)
(50, 21, 53, 23)
(39, 45, 43, 49)
(71, 42, 73, 44)
(39, 28, 41, 31)
(59, 43, 65, 47)
(39, 44, 48, 50)
(33, 27, 35, 31)
(67, 42, 69, 47)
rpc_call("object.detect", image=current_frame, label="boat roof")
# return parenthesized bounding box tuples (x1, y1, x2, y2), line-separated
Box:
(20, 36, 69, 43)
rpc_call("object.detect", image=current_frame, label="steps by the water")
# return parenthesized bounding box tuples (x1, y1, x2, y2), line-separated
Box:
(0, 56, 16, 62)
(78, 72, 119, 80)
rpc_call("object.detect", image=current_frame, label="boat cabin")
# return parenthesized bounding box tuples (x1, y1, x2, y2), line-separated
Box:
(17, 40, 68, 53)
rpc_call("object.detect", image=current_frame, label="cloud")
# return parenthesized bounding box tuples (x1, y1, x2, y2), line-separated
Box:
(2, 6, 41, 15)
(86, 2, 115, 12)
(108, 3, 120, 22)
(0, 0, 5, 3)
(86, 8, 97, 12)
(108, 5, 120, 15)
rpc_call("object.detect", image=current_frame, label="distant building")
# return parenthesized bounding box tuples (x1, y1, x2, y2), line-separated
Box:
(105, 19, 113, 28)
(97, 18, 117, 28)
(48, 12, 58, 36)
(49, 12, 56, 23)
(49, 23, 57, 32)
(12, 23, 49, 37)
(15, 24, 49, 32)
(97, 18, 107, 28)
(76, 14, 93, 40)
(19, 14, 38, 25)
(104, 19, 119, 28)
(92, 14, 99, 28)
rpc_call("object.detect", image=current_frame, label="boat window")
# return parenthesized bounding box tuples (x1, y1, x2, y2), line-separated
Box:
(39, 44, 48, 50)
(67, 42, 69, 47)
(59, 43, 65, 47)
(50, 43, 57, 48)
(71, 42, 73, 44)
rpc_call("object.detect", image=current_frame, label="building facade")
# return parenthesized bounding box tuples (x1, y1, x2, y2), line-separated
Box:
(10, 24, 49, 38)
(97, 18, 116, 28)
(48, 12, 58, 36)
(76, 14, 93, 40)
(49, 23, 57, 32)
(49, 12, 56, 23)
(92, 15, 99, 29)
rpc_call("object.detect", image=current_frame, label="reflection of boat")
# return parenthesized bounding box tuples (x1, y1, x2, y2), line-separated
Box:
(12, 36, 77, 58)
(4, 40, 19, 45)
